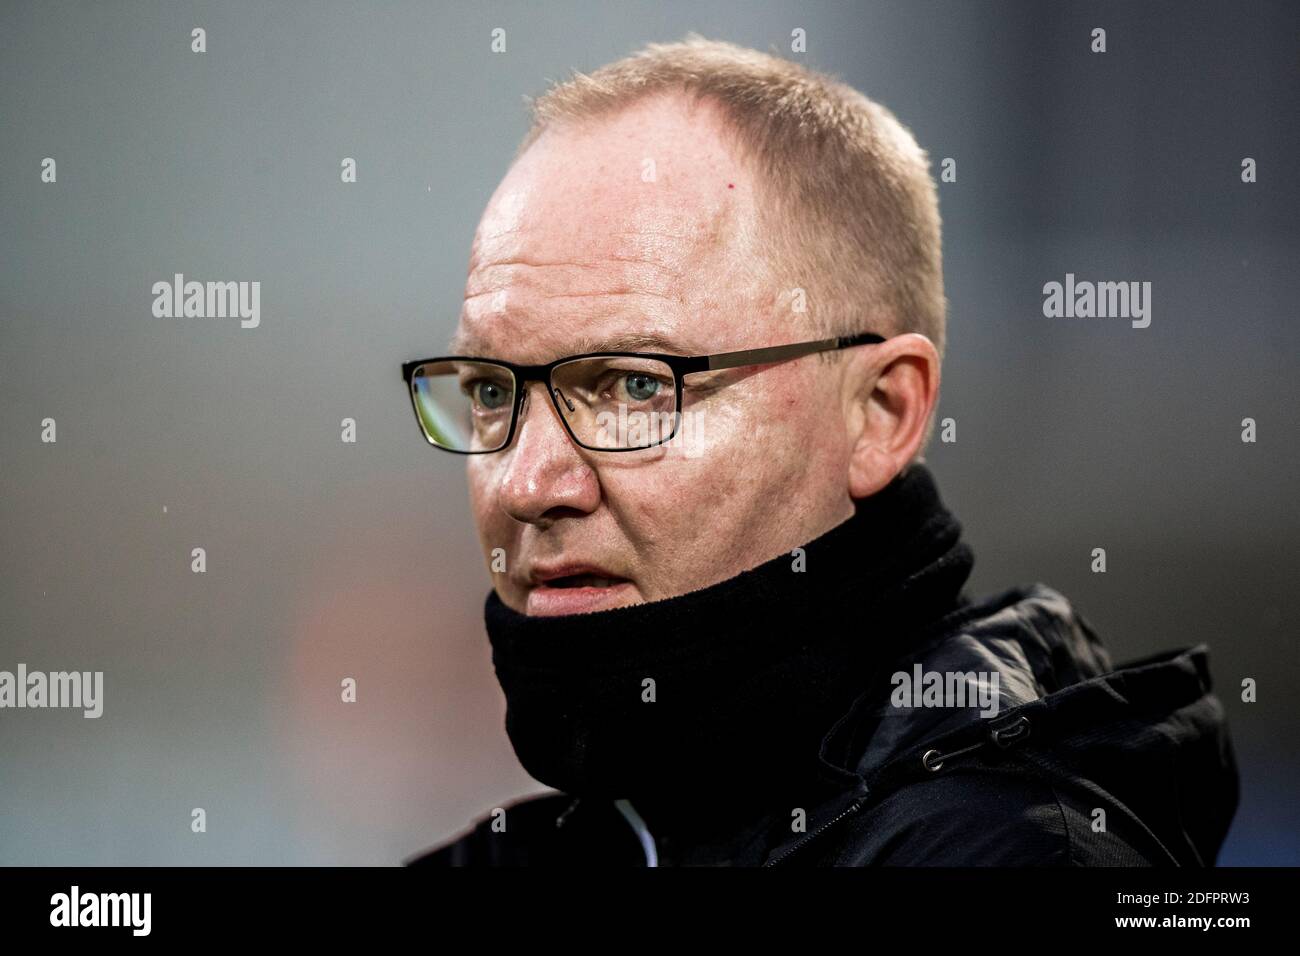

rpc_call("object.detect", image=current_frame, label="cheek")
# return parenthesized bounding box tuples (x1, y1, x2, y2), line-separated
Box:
(669, 375, 842, 512)
(599, 401, 773, 536)
(715, 376, 820, 471)
(466, 458, 488, 513)
(767, 368, 847, 463)
(466, 459, 505, 543)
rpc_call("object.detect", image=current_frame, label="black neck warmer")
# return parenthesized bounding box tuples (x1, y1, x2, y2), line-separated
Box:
(484, 463, 975, 843)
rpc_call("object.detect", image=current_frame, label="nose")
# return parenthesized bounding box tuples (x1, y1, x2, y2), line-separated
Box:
(495, 381, 601, 525)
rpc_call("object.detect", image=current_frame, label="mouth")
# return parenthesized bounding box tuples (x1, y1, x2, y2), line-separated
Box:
(525, 565, 636, 616)
(542, 572, 626, 589)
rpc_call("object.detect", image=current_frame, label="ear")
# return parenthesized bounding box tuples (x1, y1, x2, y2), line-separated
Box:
(844, 333, 940, 498)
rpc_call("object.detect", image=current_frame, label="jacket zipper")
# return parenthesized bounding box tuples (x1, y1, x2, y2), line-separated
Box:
(762, 716, 1033, 866)
(762, 794, 868, 867)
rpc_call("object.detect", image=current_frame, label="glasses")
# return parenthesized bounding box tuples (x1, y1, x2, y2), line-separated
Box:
(401, 331, 886, 454)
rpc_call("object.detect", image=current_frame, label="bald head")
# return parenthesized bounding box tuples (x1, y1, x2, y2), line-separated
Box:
(460, 93, 776, 364)
(519, 36, 946, 357)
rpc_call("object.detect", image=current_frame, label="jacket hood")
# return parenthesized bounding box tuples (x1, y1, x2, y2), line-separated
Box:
(809, 582, 1240, 866)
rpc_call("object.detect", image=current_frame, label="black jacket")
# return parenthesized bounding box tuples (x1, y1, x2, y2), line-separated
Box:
(407, 582, 1238, 866)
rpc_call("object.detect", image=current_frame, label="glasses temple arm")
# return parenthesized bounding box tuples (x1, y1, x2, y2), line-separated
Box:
(703, 333, 885, 371)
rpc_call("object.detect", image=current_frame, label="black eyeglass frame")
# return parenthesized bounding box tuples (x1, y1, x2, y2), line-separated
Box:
(401, 331, 886, 454)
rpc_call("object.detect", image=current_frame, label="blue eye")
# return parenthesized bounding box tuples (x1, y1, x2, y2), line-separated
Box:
(471, 380, 511, 410)
(624, 373, 660, 401)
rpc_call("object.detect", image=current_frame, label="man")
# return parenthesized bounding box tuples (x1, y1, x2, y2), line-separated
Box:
(403, 38, 1238, 866)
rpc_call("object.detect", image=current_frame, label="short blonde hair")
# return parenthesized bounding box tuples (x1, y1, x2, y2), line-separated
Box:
(519, 36, 946, 359)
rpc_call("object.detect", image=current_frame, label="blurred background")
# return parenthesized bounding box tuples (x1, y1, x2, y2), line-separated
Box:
(1, 0, 1296, 865)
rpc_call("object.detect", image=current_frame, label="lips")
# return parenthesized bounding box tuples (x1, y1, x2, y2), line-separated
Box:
(544, 573, 624, 589)
(525, 563, 634, 616)
(529, 562, 627, 586)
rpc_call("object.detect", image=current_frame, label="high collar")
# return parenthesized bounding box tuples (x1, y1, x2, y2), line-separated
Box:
(483, 463, 974, 859)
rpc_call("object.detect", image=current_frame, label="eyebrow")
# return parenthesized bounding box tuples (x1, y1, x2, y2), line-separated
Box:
(571, 331, 693, 355)
(449, 330, 695, 360)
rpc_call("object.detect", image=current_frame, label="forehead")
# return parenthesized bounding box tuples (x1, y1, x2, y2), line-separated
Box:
(455, 95, 766, 361)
